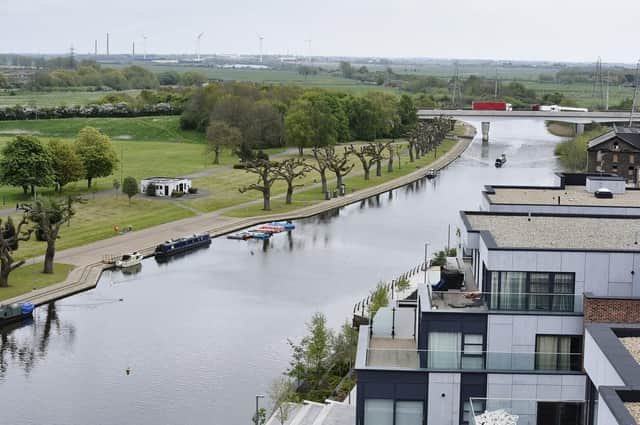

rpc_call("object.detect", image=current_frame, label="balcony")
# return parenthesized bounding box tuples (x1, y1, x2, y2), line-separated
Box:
(469, 398, 585, 425)
(364, 346, 582, 373)
(428, 291, 583, 314)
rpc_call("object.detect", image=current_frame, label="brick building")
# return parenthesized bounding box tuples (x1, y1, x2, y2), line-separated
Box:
(587, 127, 640, 185)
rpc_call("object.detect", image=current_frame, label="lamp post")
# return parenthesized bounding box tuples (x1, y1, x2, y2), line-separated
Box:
(255, 394, 265, 425)
(423, 242, 430, 285)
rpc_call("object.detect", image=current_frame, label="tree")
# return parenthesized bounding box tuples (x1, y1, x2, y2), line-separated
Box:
(122, 176, 138, 205)
(369, 142, 390, 177)
(325, 147, 354, 188)
(206, 120, 242, 164)
(347, 144, 376, 180)
(386, 143, 395, 173)
(239, 160, 282, 211)
(75, 127, 119, 188)
(0, 135, 54, 196)
(251, 408, 266, 425)
(48, 139, 84, 191)
(287, 312, 333, 384)
(310, 147, 330, 193)
(0, 215, 32, 286)
(23, 197, 80, 274)
(369, 282, 389, 318)
(398, 94, 418, 134)
(273, 158, 311, 204)
(339, 61, 354, 78)
(332, 321, 358, 366)
(269, 377, 297, 425)
(284, 100, 314, 156)
(145, 182, 157, 197)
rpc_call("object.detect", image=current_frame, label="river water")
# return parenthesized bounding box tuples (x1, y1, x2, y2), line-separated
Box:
(0, 119, 565, 425)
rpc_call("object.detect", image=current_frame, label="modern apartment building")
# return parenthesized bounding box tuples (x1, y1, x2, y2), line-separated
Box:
(354, 175, 640, 425)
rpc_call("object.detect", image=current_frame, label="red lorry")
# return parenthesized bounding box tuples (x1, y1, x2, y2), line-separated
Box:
(472, 101, 512, 111)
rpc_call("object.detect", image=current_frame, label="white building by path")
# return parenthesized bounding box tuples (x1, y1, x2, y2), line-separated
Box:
(140, 177, 191, 197)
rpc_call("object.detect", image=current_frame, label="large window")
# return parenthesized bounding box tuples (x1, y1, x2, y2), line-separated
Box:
(535, 335, 582, 371)
(487, 271, 575, 312)
(428, 332, 484, 370)
(537, 402, 583, 425)
(364, 399, 423, 425)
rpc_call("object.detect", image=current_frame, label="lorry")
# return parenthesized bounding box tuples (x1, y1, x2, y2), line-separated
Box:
(472, 101, 513, 111)
(537, 105, 589, 112)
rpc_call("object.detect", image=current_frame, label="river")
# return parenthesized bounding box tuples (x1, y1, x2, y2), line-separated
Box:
(0, 119, 565, 425)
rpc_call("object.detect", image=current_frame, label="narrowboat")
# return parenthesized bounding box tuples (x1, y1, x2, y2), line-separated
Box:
(154, 233, 211, 259)
(115, 251, 144, 268)
(495, 153, 507, 168)
(0, 302, 35, 327)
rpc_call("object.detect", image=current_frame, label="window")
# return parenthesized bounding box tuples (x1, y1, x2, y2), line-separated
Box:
(631, 154, 636, 164)
(487, 271, 575, 312)
(535, 335, 582, 371)
(364, 399, 423, 425)
(395, 401, 423, 425)
(613, 153, 619, 162)
(365, 399, 393, 425)
(428, 332, 461, 368)
(537, 402, 583, 425)
(612, 165, 619, 173)
(462, 399, 486, 425)
(462, 334, 484, 369)
(630, 166, 635, 176)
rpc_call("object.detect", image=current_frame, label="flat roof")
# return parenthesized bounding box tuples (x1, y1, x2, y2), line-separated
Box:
(487, 185, 640, 208)
(463, 212, 640, 251)
(141, 177, 190, 183)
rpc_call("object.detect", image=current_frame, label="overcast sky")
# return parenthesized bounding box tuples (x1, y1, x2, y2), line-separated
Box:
(1, 0, 639, 63)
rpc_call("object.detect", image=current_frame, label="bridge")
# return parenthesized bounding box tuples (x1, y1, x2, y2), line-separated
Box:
(418, 109, 640, 125)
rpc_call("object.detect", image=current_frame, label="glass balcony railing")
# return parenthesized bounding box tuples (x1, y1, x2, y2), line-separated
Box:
(469, 398, 585, 425)
(429, 291, 583, 313)
(365, 348, 582, 372)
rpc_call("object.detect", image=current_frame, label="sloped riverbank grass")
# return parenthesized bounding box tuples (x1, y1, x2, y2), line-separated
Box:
(0, 262, 74, 301)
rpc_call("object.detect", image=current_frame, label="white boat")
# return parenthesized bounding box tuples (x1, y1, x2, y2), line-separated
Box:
(115, 252, 144, 268)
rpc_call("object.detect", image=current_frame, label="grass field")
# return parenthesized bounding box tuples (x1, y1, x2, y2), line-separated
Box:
(0, 116, 202, 142)
(0, 89, 141, 107)
(0, 262, 74, 301)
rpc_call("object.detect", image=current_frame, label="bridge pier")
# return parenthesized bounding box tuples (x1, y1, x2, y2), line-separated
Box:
(481, 122, 490, 142)
(576, 123, 585, 136)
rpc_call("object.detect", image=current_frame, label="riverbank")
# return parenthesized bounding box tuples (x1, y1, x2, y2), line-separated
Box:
(2, 122, 476, 306)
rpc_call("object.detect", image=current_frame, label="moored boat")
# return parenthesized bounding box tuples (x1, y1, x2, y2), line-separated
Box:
(115, 251, 144, 268)
(258, 225, 285, 233)
(495, 153, 507, 168)
(154, 233, 211, 259)
(270, 221, 295, 230)
(0, 302, 35, 327)
(227, 231, 253, 240)
(248, 230, 271, 240)
(426, 169, 437, 179)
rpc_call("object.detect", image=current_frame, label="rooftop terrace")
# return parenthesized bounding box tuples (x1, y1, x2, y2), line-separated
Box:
(487, 185, 640, 208)
(463, 212, 640, 251)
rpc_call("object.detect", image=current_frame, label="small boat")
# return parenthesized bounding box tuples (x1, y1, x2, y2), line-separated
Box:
(227, 231, 253, 240)
(0, 302, 35, 327)
(248, 230, 271, 240)
(154, 233, 211, 259)
(495, 154, 507, 168)
(426, 169, 437, 179)
(258, 225, 285, 233)
(270, 221, 295, 230)
(115, 251, 143, 268)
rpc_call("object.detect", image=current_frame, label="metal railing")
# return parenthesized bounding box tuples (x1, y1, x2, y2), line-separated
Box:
(469, 397, 586, 425)
(429, 291, 583, 313)
(365, 348, 582, 372)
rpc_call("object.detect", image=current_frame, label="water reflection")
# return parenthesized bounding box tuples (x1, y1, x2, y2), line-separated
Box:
(0, 304, 75, 379)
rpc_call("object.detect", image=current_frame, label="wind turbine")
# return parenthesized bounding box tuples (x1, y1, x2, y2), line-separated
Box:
(196, 32, 204, 62)
(142, 35, 148, 60)
(258, 35, 264, 64)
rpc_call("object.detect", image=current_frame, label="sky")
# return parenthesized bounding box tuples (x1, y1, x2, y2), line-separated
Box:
(1, 0, 639, 63)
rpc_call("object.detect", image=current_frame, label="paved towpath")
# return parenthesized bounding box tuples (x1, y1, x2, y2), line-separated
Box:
(5, 124, 476, 307)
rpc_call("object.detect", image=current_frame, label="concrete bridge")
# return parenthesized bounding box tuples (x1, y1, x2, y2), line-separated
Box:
(418, 109, 640, 125)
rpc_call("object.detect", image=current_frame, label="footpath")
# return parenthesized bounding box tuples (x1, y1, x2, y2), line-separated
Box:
(4, 123, 477, 307)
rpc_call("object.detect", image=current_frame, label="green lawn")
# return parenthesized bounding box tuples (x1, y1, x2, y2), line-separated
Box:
(0, 262, 74, 301)
(0, 116, 202, 142)
(0, 90, 141, 107)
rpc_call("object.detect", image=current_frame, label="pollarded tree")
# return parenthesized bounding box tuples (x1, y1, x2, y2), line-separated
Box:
(325, 147, 354, 188)
(75, 127, 119, 188)
(310, 147, 330, 193)
(0, 135, 54, 196)
(48, 139, 84, 191)
(0, 215, 32, 286)
(369, 142, 390, 177)
(273, 158, 311, 204)
(122, 176, 138, 205)
(386, 142, 395, 173)
(347, 144, 376, 181)
(23, 197, 81, 274)
(206, 120, 242, 165)
(239, 159, 282, 211)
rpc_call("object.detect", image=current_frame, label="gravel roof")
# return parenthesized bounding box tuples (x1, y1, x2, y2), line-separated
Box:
(488, 185, 640, 207)
(465, 213, 640, 251)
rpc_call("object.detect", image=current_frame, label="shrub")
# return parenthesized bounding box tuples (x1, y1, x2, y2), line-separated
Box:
(188, 187, 198, 194)
(145, 182, 157, 197)
(396, 276, 410, 292)
(232, 163, 246, 169)
(170, 190, 184, 198)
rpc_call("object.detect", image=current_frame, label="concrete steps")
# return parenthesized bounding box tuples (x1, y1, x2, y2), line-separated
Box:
(266, 400, 355, 425)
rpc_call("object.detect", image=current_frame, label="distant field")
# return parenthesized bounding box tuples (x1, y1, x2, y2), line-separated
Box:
(0, 116, 202, 142)
(0, 89, 140, 107)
